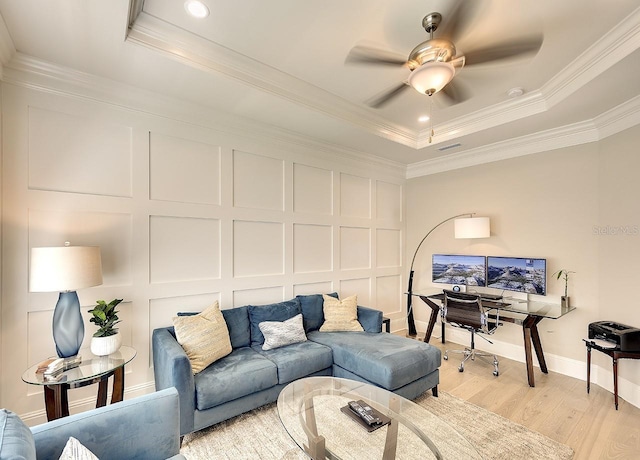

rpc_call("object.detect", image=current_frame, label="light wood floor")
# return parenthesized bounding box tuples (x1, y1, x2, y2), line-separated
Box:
(415, 336, 640, 459)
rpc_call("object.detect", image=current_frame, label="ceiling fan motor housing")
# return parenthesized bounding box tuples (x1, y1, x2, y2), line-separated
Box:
(408, 38, 456, 69)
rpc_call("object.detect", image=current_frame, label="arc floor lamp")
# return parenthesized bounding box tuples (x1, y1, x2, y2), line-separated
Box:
(406, 213, 490, 337)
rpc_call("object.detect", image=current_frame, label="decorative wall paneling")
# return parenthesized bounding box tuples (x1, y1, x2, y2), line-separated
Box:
(0, 83, 406, 422)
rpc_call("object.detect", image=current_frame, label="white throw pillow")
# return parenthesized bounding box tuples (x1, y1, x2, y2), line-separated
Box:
(319, 294, 364, 332)
(59, 437, 98, 460)
(259, 314, 307, 350)
(173, 301, 232, 374)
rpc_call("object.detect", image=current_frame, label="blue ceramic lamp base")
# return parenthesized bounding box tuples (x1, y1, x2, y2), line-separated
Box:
(52, 291, 85, 358)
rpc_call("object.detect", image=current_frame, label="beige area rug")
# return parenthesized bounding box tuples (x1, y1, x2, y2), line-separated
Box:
(180, 391, 574, 459)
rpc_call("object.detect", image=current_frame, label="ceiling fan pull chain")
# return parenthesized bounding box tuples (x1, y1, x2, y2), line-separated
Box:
(429, 95, 434, 143)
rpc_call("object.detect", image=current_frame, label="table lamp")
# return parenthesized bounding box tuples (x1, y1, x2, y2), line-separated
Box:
(406, 213, 490, 336)
(30, 242, 103, 358)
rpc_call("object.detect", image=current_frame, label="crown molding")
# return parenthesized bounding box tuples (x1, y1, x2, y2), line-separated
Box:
(542, 6, 640, 108)
(594, 94, 640, 139)
(407, 95, 640, 178)
(0, 11, 16, 78)
(2, 53, 407, 179)
(416, 90, 548, 148)
(407, 120, 598, 178)
(127, 12, 418, 149)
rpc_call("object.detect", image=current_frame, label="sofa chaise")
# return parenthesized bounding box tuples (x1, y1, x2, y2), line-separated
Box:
(152, 293, 441, 437)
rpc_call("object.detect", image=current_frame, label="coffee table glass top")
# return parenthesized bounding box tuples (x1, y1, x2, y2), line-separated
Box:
(22, 346, 136, 386)
(277, 376, 480, 460)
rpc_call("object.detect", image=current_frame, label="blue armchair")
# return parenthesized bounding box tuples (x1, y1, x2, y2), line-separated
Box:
(0, 388, 184, 460)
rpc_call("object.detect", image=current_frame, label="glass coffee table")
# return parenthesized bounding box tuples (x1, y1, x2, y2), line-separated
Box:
(277, 377, 480, 460)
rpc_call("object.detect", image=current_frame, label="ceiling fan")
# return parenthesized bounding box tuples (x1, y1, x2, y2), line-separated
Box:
(346, 3, 543, 108)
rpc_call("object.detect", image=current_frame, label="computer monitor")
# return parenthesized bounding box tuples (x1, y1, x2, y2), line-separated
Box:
(486, 256, 546, 295)
(432, 254, 486, 287)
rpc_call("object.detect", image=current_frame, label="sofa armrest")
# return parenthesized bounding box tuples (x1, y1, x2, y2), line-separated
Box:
(31, 388, 182, 460)
(152, 327, 196, 435)
(357, 306, 383, 333)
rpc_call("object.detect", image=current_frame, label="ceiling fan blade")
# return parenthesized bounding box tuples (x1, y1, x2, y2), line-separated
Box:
(439, 79, 471, 106)
(437, 0, 482, 43)
(366, 82, 411, 108)
(345, 46, 408, 67)
(463, 36, 544, 66)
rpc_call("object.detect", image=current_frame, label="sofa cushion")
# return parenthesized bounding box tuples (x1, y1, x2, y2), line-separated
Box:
(248, 299, 301, 347)
(194, 347, 277, 410)
(296, 293, 338, 332)
(319, 295, 363, 332)
(0, 409, 36, 460)
(307, 331, 441, 390)
(173, 301, 232, 374)
(221, 306, 251, 349)
(259, 314, 307, 350)
(254, 341, 333, 384)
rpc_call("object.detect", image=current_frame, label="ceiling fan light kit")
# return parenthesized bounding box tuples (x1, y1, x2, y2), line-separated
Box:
(409, 61, 456, 96)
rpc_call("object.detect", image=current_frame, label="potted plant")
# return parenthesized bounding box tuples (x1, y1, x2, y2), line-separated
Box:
(88, 299, 123, 356)
(552, 270, 574, 308)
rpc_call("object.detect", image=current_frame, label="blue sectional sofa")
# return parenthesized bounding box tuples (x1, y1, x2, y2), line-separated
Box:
(0, 388, 184, 460)
(152, 294, 441, 436)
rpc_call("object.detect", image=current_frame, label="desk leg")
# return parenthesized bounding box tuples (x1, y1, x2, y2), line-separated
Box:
(522, 315, 546, 387)
(111, 366, 125, 404)
(613, 355, 619, 410)
(528, 316, 548, 374)
(586, 345, 591, 394)
(44, 384, 69, 421)
(418, 296, 441, 343)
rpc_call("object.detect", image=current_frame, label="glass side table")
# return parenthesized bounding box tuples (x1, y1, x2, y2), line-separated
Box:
(22, 345, 136, 421)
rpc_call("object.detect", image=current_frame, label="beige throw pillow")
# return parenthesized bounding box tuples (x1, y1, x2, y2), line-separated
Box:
(173, 301, 232, 374)
(319, 294, 364, 332)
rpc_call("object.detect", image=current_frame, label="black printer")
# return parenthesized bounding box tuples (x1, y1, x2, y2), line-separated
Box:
(588, 321, 640, 351)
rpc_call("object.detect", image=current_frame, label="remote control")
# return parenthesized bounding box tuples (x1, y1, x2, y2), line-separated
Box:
(348, 400, 381, 426)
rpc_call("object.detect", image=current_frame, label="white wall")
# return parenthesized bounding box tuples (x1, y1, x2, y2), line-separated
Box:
(0, 77, 406, 423)
(406, 124, 640, 407)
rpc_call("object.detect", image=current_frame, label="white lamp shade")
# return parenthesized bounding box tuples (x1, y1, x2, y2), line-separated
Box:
(454, 217, 490, 239)
(409, 61, 456, 95)
(30, 245, 103, 292)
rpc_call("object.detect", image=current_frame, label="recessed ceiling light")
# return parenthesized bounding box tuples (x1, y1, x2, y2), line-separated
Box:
(185, 0, 210, 18)
(418, 115, 430, 122)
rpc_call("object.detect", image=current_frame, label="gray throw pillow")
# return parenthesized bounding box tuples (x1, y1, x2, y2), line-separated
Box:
(259, 314, 307, 350)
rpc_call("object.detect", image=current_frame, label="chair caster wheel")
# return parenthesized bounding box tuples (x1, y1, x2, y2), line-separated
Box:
(458, 366, 464, 372)
(443, 355, 448, 361)
(493, 371, 499, 377)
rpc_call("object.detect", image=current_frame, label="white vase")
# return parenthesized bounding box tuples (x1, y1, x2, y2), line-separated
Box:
(90, 334, 122, 356)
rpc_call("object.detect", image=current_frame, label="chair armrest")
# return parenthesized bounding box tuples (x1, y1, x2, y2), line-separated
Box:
(31, 388, 182, 460)
(357, 306, 383, 333)
(152, 327, 196, 435)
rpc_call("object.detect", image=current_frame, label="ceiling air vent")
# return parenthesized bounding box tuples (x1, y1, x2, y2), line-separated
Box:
(438, 143, 461, 152)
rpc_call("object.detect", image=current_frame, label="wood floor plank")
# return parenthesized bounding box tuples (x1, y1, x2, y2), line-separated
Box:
(410, 336, 640, 459)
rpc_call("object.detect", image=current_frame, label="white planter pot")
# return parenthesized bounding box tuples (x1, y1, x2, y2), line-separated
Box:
(90, 334, 122, 356)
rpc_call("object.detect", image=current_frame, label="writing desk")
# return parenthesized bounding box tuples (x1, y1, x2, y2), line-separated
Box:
(409, 291, 575, 387)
